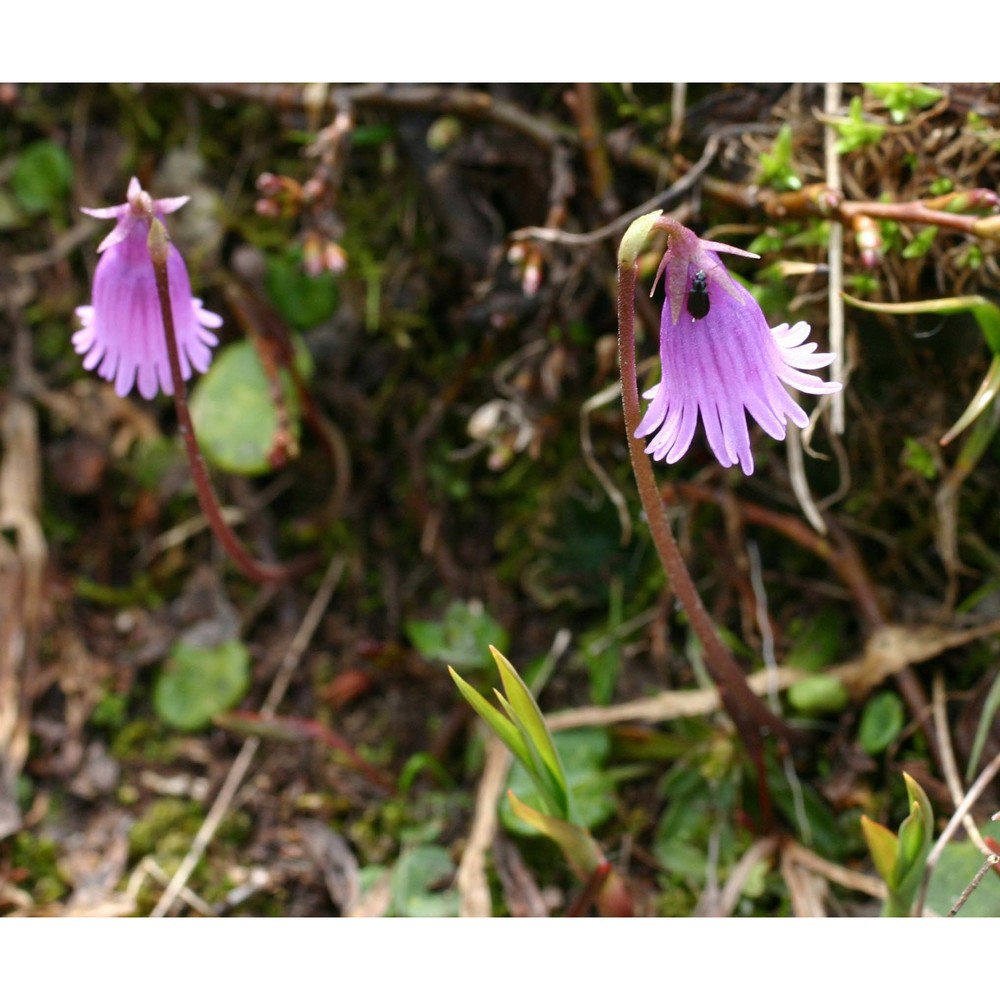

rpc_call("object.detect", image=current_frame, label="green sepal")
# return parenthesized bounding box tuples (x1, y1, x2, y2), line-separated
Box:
(618, 210, 663, 267)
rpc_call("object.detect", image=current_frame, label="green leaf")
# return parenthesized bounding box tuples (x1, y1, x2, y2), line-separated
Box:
(940, 354, 1000, 446)
(903, 772, 934, 848)
(189, 338, 313, 476)
(887, 774, 934, 913)
(902, 437, 939, 480)
(771, 766, 848, 860)
(783, 607, 845, 672)
(842, 291, 1000, 354)
(901, 225, 938, 259)
(501, 729, 615, 837)
(406, 601, 508, 670)
(494, 647, 570, 820)
(965, 669, 1000, 781)
(926, 841, 1000, 917)
(389, 845, 459, 917)
(861, 815, 899, 885)
(448, 666, 532, 774)
(265, 252, 339, 329)
(834, 96, 886, 154)
(787, 675, 850, 714)
(153, 639, 251, 731)
(897, 799, 930, 877)
(12, 141, 73, 214)
(582, 641, 621, 706)
(858, 691, 906, 754)
(757, 123, 802, 192)
(505, 791, 604, 882)
(865, 83, 943, 124)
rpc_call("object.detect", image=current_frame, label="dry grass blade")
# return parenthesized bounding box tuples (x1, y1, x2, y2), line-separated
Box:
(549, 619, 1000, 731)
(298, 819, 361, 914)
(933, 672, 991, 855)
(697, 836, 779, 917)
(782, 840, 886, 900)
(780, 848, 829, 917)
(455, 734, 511, 918)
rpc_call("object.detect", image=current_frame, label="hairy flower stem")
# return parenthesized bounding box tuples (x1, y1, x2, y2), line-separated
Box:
(148, 220, 309, 586)
(617, 232, 803, 827)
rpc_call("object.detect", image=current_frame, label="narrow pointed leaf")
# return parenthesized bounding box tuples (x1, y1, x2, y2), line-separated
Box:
(903, 772, 934, 845)
(940, 354, 1000, 445)
(507, 791, 604, 881)
(493, 684, 566, 818)
(861, 815, 900, 886)
(448, 667, 532, 773)
(492, 646, 570, 818)
(842, 291, 1000, 353)
(965, 669, 1000, 781)
(898, 801, 931, 877)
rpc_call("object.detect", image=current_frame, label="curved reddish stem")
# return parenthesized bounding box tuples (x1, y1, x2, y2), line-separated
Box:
(148, 221, 313, 585)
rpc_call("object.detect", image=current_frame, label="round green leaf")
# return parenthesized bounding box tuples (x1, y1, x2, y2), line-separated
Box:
(858, 691, 905, 754)
(405, 601, 508, 670)
(787, 675, 849, 715)
(389, 845, 459, 917)
(189, 338, 312, 476)
(154, 639, 250, 731)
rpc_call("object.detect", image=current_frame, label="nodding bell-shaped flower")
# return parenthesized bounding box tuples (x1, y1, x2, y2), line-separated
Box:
(73, 177, 221, 399)
(636, 218, 842, 475)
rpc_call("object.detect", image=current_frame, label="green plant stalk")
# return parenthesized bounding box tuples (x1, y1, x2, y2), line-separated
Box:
(617, 213, 804, 827)
(861, 772, 933, 916)
(450, 652, 633, 915)
(148, 219, 309, 585)
(507, 792, 634, 916)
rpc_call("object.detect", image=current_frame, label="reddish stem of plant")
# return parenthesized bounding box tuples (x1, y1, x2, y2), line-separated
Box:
(148, 223, 310, 585)
(617, 258, 807, 828)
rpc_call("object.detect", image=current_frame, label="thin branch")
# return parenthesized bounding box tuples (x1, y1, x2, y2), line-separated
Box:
(511, 135, 720, 248)
(824, 82, 847, 435)
(948, 853, 1000, 916)
(932, 672, 991, 855)
(548, 618, 1000, 731)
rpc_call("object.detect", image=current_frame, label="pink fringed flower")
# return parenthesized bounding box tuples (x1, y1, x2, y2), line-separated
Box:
(74, 177, 221, 399)
(636, 219, 842, 475)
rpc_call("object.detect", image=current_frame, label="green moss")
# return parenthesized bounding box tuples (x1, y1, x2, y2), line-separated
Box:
(128, 798, 205, 858)
(10, 831, 70, 905)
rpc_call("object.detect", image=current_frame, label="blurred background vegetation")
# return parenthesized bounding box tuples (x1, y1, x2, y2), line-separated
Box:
(2, 82, 1000, 917)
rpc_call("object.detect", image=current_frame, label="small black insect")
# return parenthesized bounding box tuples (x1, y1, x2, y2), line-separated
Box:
(687, 270, 710, 320)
